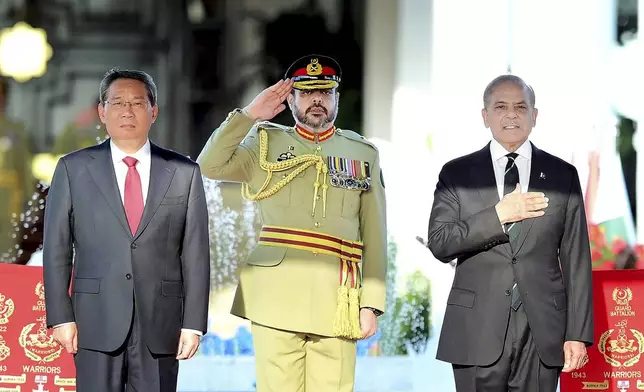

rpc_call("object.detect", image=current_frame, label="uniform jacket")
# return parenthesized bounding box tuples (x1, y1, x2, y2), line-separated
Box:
(197, 110, 387, 337)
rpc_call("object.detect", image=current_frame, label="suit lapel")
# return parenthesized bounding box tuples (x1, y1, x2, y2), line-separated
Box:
(134, 143, 175, 240)
(474, 145, 500, 208)
(472, 145, 512, 258)
(513, 142, 543, 255)
(87, 140, 133, 238)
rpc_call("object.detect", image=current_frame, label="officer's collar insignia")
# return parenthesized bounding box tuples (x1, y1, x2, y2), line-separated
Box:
(295, 124, 335, 143)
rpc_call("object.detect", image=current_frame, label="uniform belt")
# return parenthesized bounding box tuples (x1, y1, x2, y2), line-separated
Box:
(258, 225, 363, 263)
(257, 225, 364, 340)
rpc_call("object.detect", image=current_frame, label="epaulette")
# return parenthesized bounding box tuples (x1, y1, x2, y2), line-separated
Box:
(256, 121, 294, 133)
(335, 129, 378, 150)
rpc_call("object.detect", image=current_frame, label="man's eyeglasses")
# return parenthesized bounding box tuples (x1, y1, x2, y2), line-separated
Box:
(105, 100, 150, 111)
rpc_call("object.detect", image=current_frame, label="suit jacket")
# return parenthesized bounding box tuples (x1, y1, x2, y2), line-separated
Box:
(427, 142, 593, 367)
(196, 110, 387, 337)
(43, 140, 210, 354)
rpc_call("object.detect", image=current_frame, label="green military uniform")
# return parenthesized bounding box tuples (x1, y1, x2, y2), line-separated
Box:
(197, 55, 387, 392)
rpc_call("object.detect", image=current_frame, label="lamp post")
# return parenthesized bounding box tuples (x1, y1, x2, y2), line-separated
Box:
(0, 21, 52, 83)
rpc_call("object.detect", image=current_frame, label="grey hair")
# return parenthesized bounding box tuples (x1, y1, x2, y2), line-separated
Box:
(99, 67, 157, 106)
(483, 74, 535, 108)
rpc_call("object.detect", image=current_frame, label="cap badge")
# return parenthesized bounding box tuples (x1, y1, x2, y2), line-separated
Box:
(306, 58, 322, 76)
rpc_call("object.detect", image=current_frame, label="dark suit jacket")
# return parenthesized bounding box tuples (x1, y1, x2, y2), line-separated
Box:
(427, 142, 593, 367)
(43, 140, 210, 355)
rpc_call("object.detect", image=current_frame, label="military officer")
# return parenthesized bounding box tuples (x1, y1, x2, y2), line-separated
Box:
(197, 54, 387, 392)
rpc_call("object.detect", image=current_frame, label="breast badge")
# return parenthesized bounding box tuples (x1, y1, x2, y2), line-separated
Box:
(327, 156, 371, 191)
(277, 151, 296, 162)
(19, 316, 62, 363)
(0, 293, 14, 325)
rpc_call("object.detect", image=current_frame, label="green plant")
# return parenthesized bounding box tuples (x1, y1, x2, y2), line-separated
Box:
(379, 237, 433, 356)
(392, 271, 432, 355)
(379, 236, 399, 355)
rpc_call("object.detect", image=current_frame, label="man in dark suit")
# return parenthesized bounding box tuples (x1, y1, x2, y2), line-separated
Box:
(43, 68, 211, 391)
(427, 74, 593, 391)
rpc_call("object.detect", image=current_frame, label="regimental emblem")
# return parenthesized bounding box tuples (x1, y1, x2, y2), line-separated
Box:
(0, 335, 10, 361)
(277, 151, 296, 162)
(35, 282, 45, 301)
(19, 316, 62, 363)
(327, 156, 371, 191)
(614, 287, 633, 306)
(306, 58, 322, 76)
(599, 319, 644, 368)
(0, 293, 15, 325)
(612, 287, 636, 317)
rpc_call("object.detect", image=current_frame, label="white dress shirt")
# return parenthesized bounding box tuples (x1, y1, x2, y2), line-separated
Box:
(56, 140, 202, 337)
(110, 139, 151, 206)
(490, 138, 532, 200)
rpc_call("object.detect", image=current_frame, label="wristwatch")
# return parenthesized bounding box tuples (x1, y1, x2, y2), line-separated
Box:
(362, 307, 383, 317)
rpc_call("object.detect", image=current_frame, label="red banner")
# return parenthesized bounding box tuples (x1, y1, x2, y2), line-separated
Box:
(0, 263, 75, 392)
(561, 270, 644, 391)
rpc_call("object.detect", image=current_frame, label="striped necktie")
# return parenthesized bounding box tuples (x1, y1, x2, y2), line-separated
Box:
(503, 152, 522, 311)
(504, 152, 520, 243)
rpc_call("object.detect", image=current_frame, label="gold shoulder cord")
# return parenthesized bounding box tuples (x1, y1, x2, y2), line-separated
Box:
(242, 128, 329, 217)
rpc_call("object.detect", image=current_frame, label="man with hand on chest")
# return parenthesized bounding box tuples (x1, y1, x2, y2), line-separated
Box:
(427, 74, 593, 392)
(197, 54, 387, 392)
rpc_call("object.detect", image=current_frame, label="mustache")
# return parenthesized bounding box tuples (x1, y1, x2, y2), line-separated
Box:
(306, 104, 327, 114)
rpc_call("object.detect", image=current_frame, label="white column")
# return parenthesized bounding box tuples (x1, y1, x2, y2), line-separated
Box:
(362, 0, 398, 142)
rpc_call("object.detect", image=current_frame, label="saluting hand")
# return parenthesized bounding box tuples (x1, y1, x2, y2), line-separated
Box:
(243, 79, 294, 122)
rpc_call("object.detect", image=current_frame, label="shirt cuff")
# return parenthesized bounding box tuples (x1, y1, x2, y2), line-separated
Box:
(361, 307, 383, 317)
(182, 328, 203, 336)
(53, 322, 75, 329)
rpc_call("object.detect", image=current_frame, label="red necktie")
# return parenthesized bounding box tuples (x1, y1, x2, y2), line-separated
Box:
(122, 156, 144, 235)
